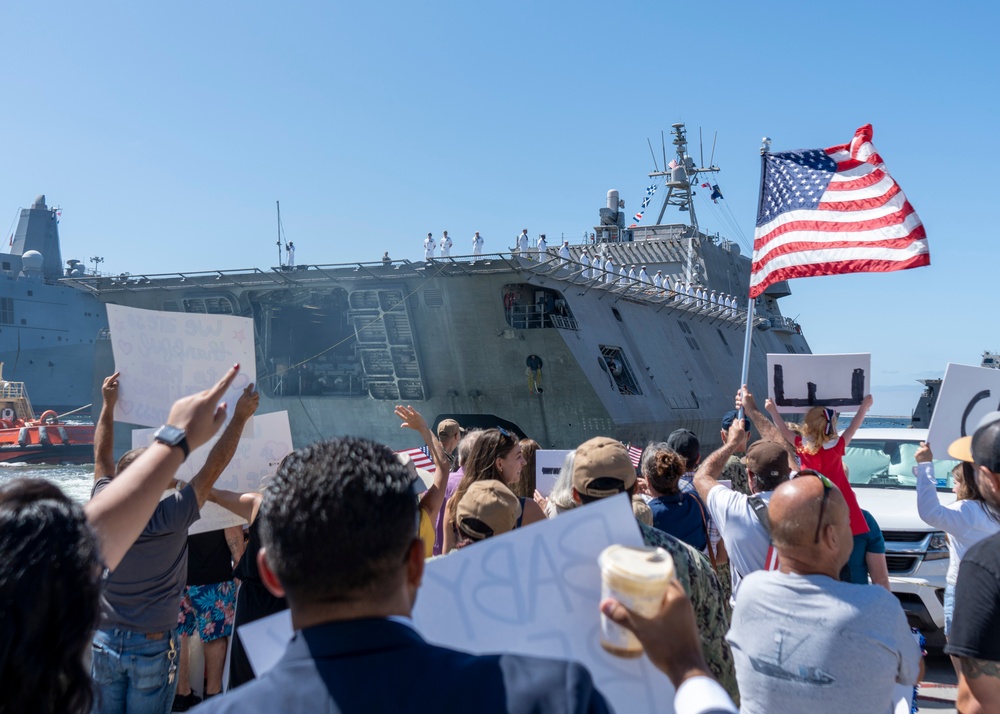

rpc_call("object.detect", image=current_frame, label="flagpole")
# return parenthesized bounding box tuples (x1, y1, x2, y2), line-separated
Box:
(737, 138, 771, 419)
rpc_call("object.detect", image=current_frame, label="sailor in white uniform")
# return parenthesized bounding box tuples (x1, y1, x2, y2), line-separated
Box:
(440, 232, 453, 258)
(423, 233, 436, 261)
(580, 249, 590, 278)
(558, 240, 571, 264)
(537, 234, 548, 256)
(653, 270, 663, 289)
(604, 257, 615, 284)
(619, 264, 628, 285)
(285, 241, 296, 268)
(628, 265, 637, 283)
(517, 229, 530, 256)
(639, 266, 651, 286)
(592, 253, 602, 280)
(472, 231, 484, 258)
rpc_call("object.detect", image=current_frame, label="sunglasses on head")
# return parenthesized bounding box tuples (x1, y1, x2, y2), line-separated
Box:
(794, 469, 834, 544)
(496, 426, 515, 440)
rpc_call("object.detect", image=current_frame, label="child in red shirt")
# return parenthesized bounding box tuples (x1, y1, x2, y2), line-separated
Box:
(765, 395, 873, 536)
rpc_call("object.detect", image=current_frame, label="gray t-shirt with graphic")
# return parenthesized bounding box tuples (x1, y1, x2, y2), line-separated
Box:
(727, 571, 921, 714)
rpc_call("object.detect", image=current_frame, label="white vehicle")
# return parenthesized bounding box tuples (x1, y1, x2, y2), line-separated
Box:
(846, 428, 958, 649)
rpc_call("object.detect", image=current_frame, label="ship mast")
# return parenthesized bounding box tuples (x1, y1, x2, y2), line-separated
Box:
(647, 123, 719, 284)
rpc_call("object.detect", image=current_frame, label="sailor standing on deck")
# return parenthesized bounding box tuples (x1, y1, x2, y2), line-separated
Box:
(628, 265, 637, 283)
(285, 242, 295, 268)
(537, 234, 548, 256)
(423, 233, 436, 261)
(604, 256, 615, 284)
(654, 270, 663, 289)
(618, 264, 628, 285)
(472, 231, 484, 258)
(592, 252, 602, 281)
(639, 266, 651, 286)
(558, 240, 571, 264)
(580, 249, 590, 278)
(440, 232, 453, 258)
(517, 229, 530, 256)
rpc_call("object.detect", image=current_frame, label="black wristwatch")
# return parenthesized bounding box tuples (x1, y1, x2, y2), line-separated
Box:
(153, 424, 190, 460)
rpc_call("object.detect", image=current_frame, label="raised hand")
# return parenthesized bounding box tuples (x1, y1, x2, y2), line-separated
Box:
(102, 372, 121, 408)
(234, 382, 260, 421)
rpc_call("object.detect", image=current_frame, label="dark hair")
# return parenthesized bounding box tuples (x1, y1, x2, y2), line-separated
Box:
(115, 446, 146, 475)
(0, 479, 103, 714)
(258, 437, 417, 605)
(953, 461, 1000, 525)
(642, 448, 685, 496)
(509, 438, 539, 499)
(448, 428, 519, 522)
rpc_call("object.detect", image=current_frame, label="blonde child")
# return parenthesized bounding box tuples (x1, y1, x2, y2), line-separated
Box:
(765, 395, 873, 536)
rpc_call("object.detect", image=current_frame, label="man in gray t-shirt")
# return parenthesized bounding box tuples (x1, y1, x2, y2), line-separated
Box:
(89, 374, 259, 714)
(726, 471, 921, 714)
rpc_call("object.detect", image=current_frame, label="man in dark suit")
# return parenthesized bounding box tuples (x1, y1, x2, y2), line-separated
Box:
(193, 436, 611, 713)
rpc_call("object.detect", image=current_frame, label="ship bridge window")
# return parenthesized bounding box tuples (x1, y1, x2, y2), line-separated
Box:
(502, 284, 577, 330)
(599, 345, 642, 396)
(0, 297, 12, 325)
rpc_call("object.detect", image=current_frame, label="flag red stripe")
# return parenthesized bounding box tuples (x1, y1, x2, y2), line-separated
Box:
(836, 159, 865, 171)
(752, 225, 927, 273)
(825, 168, 885, 191)
(755, 201, 917, 250)
(750, 254, 931, 297)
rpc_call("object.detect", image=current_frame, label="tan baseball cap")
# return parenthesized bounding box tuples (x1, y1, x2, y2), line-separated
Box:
(572, 437, 637, 497)
(456, 480, 522, 541)
(437, 419, 463, 440)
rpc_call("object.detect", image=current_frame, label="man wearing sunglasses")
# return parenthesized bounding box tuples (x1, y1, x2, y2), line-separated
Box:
(725, 470, 922, 713)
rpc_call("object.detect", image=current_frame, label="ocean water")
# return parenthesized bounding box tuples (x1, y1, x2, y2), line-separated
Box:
(0, 414, 914, 505)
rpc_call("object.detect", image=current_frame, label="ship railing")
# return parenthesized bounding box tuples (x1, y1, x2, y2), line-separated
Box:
(0, 381, 27, 400)
(516, 253, 762, 327)
(767, 314, 802, 334)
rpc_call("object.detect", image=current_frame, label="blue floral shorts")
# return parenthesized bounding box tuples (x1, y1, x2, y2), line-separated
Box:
(177, 582, 236, 642)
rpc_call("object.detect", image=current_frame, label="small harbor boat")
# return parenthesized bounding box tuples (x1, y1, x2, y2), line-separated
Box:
(0, 365, 93, 464)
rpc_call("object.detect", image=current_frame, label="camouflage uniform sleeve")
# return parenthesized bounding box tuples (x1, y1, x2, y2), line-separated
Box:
(721, 456, 750, 496)
(639, 522, 739, 704)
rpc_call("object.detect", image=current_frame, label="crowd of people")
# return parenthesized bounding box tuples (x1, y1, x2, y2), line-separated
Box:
(2, 370, 1000, 713)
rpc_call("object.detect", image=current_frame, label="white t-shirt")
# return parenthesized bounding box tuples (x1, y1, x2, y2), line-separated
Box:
(706, 485, 773, 601)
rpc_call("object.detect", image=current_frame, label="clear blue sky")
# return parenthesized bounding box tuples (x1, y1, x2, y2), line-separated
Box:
(1, 1, 996, 417)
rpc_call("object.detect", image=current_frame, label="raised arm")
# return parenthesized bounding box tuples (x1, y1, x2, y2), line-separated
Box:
(841, 394, 873, 446)
(394, 405, 449, 521)
(693, 420, 746, 502)
(738, 386, 799, 471)
(189, 383, 260, 508)
(84, 364, 240, 571)
(764, 398, 798, 447)
(208, 487, 264, 524)
(93, 372, 120, 482)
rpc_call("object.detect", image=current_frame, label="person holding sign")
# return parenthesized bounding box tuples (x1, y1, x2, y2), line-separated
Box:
(765, 396, 873, 536)
(0, 366, 241, 714)
(192, 437, 613, 713)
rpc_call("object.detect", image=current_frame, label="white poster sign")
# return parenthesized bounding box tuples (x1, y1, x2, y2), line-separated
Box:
(107, 304, 256, 427)
(132, 411, 292, 534)
(238, 496, 676, 713)
(535, 449, 571, 496)
(767, 353, 871, 413)
(927, 363, 1000, 457)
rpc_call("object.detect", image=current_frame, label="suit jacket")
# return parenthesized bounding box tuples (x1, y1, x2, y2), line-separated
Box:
(193, 618, 611, 713)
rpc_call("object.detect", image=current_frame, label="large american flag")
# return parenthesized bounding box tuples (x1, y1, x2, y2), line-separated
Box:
(396, 445, 436, 472)
(749, 124, 928, 298)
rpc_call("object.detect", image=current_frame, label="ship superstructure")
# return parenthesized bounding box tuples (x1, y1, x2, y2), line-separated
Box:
(0, 196, 107, 411)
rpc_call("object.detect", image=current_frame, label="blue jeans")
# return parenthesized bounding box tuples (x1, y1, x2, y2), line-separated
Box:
(91, 627, 178, 714)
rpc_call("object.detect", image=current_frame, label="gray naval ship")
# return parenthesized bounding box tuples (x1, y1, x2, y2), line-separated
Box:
(64, 124, 810, 450)
(0, 195, 107, 412)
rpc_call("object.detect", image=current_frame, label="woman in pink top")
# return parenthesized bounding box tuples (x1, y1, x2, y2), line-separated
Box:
(765, 395, 873, 536)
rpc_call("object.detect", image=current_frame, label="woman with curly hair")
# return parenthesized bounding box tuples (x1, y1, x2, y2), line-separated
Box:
(643, 444, 712, 553)
(0, 479, 103, 714)
(442, 428, 545, 553)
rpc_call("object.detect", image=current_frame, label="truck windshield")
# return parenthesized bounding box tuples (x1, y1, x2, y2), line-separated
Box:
(844, 438, 958, 491)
